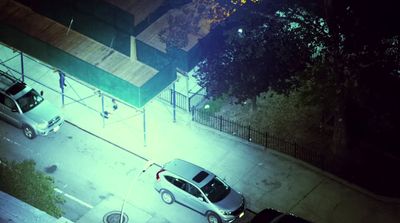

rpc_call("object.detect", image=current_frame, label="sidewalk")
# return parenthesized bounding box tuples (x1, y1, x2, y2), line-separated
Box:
(1, 44, 400, 223)
(76, 195, 169, 223)
(64, 99, 400, 223)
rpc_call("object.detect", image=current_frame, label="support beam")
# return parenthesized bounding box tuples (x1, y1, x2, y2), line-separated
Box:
(58, 71, 65, 107)
(143, 107, 147, 147)
(20, 52, 24, 82)
(172, 83, 176, 123)
(101, 92, 105, 128)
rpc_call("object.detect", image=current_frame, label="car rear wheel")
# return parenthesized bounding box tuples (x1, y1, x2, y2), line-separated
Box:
(206, 212, 221, 223)
(160, 190, 174, 204)
(22, 125, 36, 139)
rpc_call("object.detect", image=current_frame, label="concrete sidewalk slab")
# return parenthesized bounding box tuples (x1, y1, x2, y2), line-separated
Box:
(76, 195, 162, 223)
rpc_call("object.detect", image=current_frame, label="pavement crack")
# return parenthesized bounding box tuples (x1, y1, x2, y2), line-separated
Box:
(288, 177, 327, 212)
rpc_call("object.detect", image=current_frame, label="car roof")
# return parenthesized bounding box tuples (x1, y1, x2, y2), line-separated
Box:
(164, 159, 215, 188)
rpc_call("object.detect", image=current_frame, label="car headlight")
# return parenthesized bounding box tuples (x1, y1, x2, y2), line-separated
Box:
(220, 210, 232, 215)
(37, 122, 48, 129)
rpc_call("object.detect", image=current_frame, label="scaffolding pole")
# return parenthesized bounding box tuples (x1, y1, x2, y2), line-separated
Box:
(20, 52, 24, 82)
(143, 106, 147, 147)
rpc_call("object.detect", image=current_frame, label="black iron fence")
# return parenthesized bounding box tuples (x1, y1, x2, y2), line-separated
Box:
(188, 87, 207, 111)
(191, 108, 325, 168)
(158, 87, 206, 111)
(157, 88, 188, 110)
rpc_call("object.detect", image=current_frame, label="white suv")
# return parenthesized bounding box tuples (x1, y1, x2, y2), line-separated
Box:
(154, 159, 245, 223)
(0, 71, 64, 139)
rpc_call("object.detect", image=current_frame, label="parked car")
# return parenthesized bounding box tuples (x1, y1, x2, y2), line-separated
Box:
(0, 71, 64, 139)
(250, 208, 312, 223)
(154, 159, 245, 223)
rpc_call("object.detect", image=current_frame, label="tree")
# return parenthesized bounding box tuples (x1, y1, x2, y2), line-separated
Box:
(195, 6, 317, 109)
(0, 158, 64, 218)
(159, 0, 230, 50)
(196, 0, 400, 157)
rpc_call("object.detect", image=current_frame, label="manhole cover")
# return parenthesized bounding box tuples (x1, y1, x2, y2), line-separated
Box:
(103, 211, 129, 223)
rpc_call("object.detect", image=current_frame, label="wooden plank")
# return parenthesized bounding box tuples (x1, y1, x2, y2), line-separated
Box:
(1, 0, 158, 87)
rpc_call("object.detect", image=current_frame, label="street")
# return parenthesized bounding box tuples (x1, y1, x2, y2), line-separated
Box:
(0, 120, 254, 223)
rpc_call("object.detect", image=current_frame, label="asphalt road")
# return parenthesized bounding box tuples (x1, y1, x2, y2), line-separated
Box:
(0, 120, 255, 223)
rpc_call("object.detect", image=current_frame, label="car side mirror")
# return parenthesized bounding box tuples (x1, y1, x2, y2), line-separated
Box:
(197, 196, 205, 202)
(11, 107, 18, 112)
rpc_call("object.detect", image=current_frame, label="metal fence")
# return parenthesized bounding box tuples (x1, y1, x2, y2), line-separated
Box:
(191, 108, 325, 168)
(157, 88, 188, 110)
(188, 87, 207, 111)
(157, 86, 206, 112)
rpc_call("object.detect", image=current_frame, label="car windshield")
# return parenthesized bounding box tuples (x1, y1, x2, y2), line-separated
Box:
(201, 176, 230, 203)
(16, 89, 44, 113)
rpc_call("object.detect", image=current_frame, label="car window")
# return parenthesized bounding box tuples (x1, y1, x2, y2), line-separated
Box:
(16, 89, 43, 113)
(165, 175, 187, 191)
(186, 183, 202, 197)
(201, 176, 231, 203)
(4, 97, 17, 110)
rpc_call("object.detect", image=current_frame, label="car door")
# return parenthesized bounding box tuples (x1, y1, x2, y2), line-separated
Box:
(164, 175, 188, 203)
(0, 93, 21, 126)
(182, 182, 209, 215)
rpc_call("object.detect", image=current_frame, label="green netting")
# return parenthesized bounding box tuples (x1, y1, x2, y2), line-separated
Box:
(136, 39, 203, 73)
(0, 23, 174, 108)
(140, 63, 176, 106)
(136, 40, 170, 71)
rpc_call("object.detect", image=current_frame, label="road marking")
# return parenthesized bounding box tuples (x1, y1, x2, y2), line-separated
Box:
(2, 136, 21, 146)
(54, 188, 94, 209)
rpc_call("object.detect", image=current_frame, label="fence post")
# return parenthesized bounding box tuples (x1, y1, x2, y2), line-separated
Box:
(191, 106, 195, 121)
(265, 131, 268, 148)
(172, 83, 176, 123)
(219, 115, 223, 131)
(248, 125, 251, 141)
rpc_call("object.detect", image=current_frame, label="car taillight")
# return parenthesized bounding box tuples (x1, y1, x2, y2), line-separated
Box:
(156, 169, 165, 181)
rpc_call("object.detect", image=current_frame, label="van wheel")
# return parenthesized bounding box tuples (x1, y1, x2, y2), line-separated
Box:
(207, 212, 221, 223)
(22, 125, 36, 139)
(160, 190, 174, 204)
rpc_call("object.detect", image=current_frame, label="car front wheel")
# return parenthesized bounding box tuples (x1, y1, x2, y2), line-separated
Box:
(22, 125, 36, 139)
(160, 190, 174, 204)
(206, 212, 221, 223)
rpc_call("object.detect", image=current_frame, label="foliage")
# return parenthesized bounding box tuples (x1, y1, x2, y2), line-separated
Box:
(196, 0, 400, 155)
(159, 0, 231, 49)
(201, 94, 229, 113)
(0, 158, 64, 218)
(195, 8, 319, 103)
(213, 89, 328, 149)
